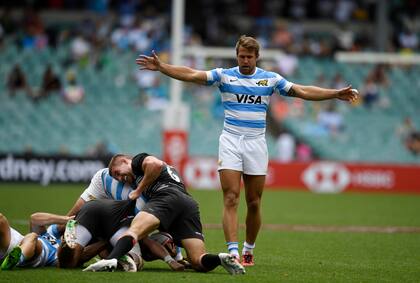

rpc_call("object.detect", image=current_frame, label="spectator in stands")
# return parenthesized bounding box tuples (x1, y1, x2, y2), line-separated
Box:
(296, 141, 313, 162)
(317, 102, 344, 137)
(360, 76, 379, 109)
(331, 73, 347, 90)
(370, 64, 389, 88)
(334, 23, 355, 51)
(275, 130, 296, 163)
(396, 117, 416, 142)
(334, 0, 356, 23)
(405, 132, 420, 156)
(70, 34, 91, 67)
(361, 65, 390, 109)
(6, 64, 33, 99)
(38, 64, 62, 100)
(397, 26, 419, 52)
(20, 8, 48, 50)
(396, 117, 420, 155)
(271, 23, 293, 52)
(62, 70, 84, 104)
(87, 141, 115, 158)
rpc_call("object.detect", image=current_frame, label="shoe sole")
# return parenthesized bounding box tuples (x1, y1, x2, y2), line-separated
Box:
(64, 220, 78, 248)
(118, 255, 137, 272)
(221, 255, 246, 275)
(1, 246, 22, 270)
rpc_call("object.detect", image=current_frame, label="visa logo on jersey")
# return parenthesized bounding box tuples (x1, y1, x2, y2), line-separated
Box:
(234, 94, 262, 104)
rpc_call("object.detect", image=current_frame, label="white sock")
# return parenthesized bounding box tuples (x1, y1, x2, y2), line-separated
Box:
(226, 242, 239, 258)
(242, 241, 255, 255)
(174, 246, 183, 261)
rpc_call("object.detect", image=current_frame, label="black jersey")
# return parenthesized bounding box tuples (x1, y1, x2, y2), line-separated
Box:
(131, 153, 187, 199)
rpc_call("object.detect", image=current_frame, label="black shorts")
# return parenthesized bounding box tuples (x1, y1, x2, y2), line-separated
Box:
(142, 189, 204, 246)
(76, 199, 136, 240)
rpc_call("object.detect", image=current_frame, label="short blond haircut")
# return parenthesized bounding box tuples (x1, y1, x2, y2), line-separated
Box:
(235, 35, 260, 58)
(108, 154, 132, 176)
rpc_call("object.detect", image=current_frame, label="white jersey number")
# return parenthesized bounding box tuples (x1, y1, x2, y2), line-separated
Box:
(166, 166, 181, 182)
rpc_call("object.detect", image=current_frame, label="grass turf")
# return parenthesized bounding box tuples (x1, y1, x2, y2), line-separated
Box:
(1, 183, 420, 282)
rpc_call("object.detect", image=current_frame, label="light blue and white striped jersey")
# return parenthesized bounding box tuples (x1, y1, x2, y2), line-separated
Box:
(206, 67, 293, 137)
(18, 232, 60, 267)
(80, 168, 147, 214)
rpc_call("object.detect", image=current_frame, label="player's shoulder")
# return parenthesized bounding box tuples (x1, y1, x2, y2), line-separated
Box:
(220, 66, 239, 76)
(255, 67, 281, 79)
(92, 168, 109, 180)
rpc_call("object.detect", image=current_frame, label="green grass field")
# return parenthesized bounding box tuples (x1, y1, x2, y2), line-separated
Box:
(1, 183, 420, 282)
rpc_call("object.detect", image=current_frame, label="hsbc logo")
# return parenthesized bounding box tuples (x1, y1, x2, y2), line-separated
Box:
(184, 158, 219, 190)
(302, 162, 350, 193)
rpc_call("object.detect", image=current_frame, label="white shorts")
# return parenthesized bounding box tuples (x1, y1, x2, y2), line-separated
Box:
(218, 131, 268, 175)
(0, 227, 24, 261)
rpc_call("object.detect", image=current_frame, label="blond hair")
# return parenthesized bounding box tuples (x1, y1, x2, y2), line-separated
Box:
(235, 35, 260, 57)
(108, 154, 132, 176)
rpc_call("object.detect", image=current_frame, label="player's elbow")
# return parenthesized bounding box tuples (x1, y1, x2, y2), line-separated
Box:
(30, 212, 42, 223)
(0, 213, 7, 226)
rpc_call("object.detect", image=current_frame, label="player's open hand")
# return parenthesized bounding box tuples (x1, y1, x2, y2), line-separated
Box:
(336, 85, 359, 103)
(136, 50, 160, 71)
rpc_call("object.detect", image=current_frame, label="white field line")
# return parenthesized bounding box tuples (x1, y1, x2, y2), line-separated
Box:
(203, 223, 420, 234)
(11, 219, 420, 234)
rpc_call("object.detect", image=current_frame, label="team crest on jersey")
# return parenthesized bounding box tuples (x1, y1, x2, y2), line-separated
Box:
(256, 79, 268, 86)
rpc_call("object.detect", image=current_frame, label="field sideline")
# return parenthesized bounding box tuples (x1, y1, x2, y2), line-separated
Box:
(1, 183, 420, 282)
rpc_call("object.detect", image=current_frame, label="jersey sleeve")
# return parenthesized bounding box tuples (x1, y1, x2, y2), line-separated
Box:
(274, 74, 293, 96)
(131, 153, 150, 176)
(80, 169, 108, 201)
(206, 68, 223, 86)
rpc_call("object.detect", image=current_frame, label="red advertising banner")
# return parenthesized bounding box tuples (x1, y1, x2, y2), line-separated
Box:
(183, 157, 420, 194)
(162, 130, 189, 174)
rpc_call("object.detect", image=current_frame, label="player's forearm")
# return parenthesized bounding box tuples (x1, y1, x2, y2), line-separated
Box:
(66, 198, 86, 216)
(294, 85, 338, 101)
(30, 212, 71, 226)
(158, 63, 206, 84)
(142, 237, 171, 260)
(135, 163, 163, 194)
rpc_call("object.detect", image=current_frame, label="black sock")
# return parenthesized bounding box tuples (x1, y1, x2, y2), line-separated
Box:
(200, 254, 221, 271)
(106, 235, 135, 260)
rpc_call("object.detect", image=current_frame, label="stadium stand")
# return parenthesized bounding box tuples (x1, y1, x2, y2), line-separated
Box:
(0, 1, 419, 163)
(1, 42, 419, 163)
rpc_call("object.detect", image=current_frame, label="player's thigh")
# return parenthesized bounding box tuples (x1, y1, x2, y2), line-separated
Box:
(243, 174, 265, 203)
(242, 136, 268, 175)
(129, 211, 160, 239)
(218, 133, 243, 172)
(219, 169, 242, 195)
(181, 238, 206, 265)
(0, 213, 11, 251)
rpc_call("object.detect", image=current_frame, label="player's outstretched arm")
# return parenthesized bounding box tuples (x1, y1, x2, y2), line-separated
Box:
(30, 212, 74, 234)
(289, 84, 359, 103)
(136, 50, 207, 85)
